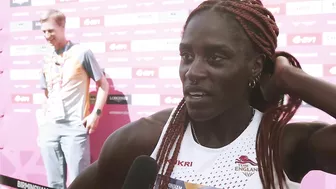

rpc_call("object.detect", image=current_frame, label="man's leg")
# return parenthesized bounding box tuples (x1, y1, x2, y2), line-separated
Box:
(61, 124, 90, 186)
(38, 123, 67, 189)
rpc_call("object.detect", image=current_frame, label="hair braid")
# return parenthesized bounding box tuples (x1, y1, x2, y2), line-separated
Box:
(155, 99, 187, 166)
(155, 1, 303, 189)
(213, 1, 278, 56)
(156, 99, 187, 188)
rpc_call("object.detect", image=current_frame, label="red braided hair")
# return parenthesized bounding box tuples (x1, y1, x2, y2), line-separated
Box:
(155, 1, 303, 189)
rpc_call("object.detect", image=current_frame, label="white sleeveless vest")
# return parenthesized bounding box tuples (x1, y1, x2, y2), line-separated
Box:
(150, 108, 300, 189)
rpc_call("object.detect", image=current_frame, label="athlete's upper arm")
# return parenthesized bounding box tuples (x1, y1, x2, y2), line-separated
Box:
(68, 120, 150, 189)
(281, 122, 329, 182)
(69, 108, 174, 189)
(309, 123, 336, 174)
(68, 161, 99, 189)
(96, 108, 174, 187)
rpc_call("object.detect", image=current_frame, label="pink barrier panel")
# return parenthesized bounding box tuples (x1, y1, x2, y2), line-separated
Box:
(0, 0, 335, 188)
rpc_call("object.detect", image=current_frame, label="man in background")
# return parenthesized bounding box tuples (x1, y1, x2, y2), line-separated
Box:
(38, 9, 109, 189)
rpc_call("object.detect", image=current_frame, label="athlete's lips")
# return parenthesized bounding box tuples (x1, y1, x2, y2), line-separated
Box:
(183, 85, 212, 97)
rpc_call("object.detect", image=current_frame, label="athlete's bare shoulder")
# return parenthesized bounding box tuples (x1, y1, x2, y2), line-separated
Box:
(69, 107, 174, 189)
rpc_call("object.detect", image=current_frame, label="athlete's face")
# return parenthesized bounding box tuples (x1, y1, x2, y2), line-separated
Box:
(179, 10, 263, 121)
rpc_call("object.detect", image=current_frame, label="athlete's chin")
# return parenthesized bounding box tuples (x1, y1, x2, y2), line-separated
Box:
(185, 96, 221, 121)
(186, 106, 218, 122)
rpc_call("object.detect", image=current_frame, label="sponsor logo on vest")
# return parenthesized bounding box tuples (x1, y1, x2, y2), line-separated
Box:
(235, 155, 258, 177)
(167, 159, 193, 167)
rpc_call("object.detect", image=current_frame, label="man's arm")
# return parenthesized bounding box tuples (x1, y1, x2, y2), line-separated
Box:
(82, 49, 109, 133)
(92, 75, 109, 117)
(40, 69, 48, 98)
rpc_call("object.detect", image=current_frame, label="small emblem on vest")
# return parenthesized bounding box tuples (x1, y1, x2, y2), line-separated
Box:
(167, 159, 193, 167)
(234, 155, 258, 177)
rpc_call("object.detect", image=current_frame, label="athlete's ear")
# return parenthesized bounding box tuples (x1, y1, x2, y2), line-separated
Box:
(251, 54, 265, 77)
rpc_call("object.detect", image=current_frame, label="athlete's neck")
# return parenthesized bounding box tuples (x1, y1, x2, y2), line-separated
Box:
(191, 102, 254, 148)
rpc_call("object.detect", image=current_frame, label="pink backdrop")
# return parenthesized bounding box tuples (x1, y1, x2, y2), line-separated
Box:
(0, 0, 336, 188)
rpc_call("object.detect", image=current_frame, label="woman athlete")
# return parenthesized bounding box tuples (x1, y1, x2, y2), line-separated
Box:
(69, 0, 336, 188)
